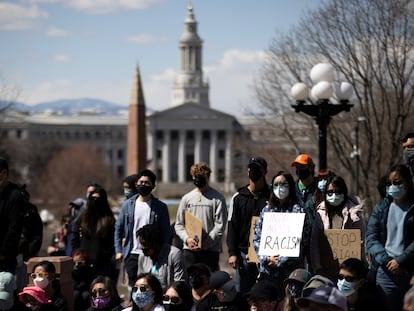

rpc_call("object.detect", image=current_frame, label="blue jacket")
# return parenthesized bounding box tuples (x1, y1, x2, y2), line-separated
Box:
(114, 194, 172, 259)
(366, 197, 414, 272)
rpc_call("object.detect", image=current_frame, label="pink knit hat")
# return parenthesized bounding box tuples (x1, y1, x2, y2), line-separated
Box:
(18, 286, 52, 304)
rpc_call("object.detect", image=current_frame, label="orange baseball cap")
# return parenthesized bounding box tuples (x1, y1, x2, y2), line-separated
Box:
(291, 154, 314, 167)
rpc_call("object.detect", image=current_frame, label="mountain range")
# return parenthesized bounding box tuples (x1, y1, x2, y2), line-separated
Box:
(10, 98, 130, 116)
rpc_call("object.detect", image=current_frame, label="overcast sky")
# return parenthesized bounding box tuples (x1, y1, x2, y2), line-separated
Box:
(0, 0, 323, 116)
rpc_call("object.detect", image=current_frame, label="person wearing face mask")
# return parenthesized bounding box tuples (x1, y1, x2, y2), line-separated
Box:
(227, 157, 270, 294)
(186, 263, 211, 310)
(310, 175, 365, 282)
(280, 268, 311, 311)
(86, 276, 123, 311)
(401, 131, 414, 182)
(72, 248, 94, 311)
(115, 169, 172, 288)
(197, 270, 249, 311)
(122, 174, 139, 200)
(290, 154, 317, 209)
(71, 187, 117, 285)
(335, 258, 384, 311)
(124, 273, 164, 311)
(137, 224, 186, 291)
(175, 162, 227, 272)
(366, 164, 414, 311)
(253, 172, 308, 299)
(163, 281, 193, 311)
(30, 260, 68, 311)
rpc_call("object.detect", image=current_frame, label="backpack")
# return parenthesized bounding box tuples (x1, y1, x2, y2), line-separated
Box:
(18, 184, 43, 261)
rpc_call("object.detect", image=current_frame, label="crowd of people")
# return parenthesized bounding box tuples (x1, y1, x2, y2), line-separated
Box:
(1, 130, 414, 311)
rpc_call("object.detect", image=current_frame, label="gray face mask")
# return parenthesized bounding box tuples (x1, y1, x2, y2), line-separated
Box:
(403, 149, 414, 166)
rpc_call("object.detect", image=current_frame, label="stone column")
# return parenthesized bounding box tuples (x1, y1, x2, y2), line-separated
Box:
(209, 130, 217, 183)
(178, 130, 186, 182)
(225, 130, 233, 192)
(194, 130, 202, 164)
(162, 130, 170, 182)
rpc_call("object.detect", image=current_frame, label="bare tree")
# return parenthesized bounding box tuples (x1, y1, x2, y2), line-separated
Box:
(254, 0, 414, 208)
(34, 142, 119, 212)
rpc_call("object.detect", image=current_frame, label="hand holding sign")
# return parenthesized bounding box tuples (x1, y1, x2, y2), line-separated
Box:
(258, 212, 305, 258)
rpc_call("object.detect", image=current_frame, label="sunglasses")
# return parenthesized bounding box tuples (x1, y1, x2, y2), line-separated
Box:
(163, 295, 180, 304)
(91, 288, 109, 298)
(337, 274, 357, 282)
(132, 285, 150, 293)
(386, 180, 403, 187)
(273, 182, 289, 188)
(30, 272, 48, 279)
(326, 190, 342, 196)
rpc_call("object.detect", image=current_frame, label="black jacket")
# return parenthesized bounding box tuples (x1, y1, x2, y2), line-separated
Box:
(0, 182, 24, 273)
(227, 185, 270, 257)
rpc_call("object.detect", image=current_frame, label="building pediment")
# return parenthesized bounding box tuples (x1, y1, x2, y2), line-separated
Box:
(149, 103, 235, 121)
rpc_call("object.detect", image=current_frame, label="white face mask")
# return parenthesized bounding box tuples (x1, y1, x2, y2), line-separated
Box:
(273, 186, 289, 200)
(34, 277, 49, 289)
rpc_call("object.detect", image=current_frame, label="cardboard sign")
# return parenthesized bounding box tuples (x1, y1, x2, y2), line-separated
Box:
(184, 211, 203, 248)
(325, 229, 361, 263)
(247, 216, 259, 263)
(258, 212, 305, 257)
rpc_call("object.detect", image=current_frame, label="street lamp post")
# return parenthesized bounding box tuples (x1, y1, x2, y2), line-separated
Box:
(291, 63, 354, 170)
(351, 116, 366, 195)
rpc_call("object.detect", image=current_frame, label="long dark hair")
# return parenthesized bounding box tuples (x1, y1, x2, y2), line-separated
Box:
(80, 187, 115, 238)
(269, 171, 297, 208)
(167, 281, 193, 311)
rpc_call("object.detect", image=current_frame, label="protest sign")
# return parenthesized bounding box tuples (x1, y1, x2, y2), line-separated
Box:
(247, 216, 259, 263)
(184, 211, 203, 247)
(325, 229, 361, 263)
(258, 212, 305, 257)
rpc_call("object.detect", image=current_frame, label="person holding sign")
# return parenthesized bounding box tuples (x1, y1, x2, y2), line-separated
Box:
(227, 156, 270, 294)
(310, 175, 365, 282)
(175, 162, 227, 272)
(253, 171, 307, 300)
(366, 164, 414, 311)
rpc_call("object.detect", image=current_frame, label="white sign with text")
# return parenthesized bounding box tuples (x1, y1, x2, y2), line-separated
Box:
(258, 212, 305, 257)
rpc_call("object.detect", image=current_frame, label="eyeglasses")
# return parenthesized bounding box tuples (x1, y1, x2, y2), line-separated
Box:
(326, 190, 342, 196)
(337, 274, 357, 282)
(30, 272, 48, 279)
(386, 180, 403, 186)
(132, 285, 150, 293)
(273, 182, 289, 188)
(91, 288, 109, 298)
(162, 295, 180, 304)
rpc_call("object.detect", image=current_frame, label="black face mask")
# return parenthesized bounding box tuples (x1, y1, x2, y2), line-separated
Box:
(189, 275, 204, 289)
(249, 170, 262, 182)
(193, 177, 207, 188)
(137, 185, 152, 197)
(296, 169, 311, 180)
(164, 304, 185, 311)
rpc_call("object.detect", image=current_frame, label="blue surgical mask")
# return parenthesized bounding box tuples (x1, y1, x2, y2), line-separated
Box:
(337, 278, 356, 296)
(132, 291, 153, 308)
(124, 189, 133, 199)
(403, 149, 414, 165)
(387, 184, 407, 200)
(326, 193, 344, 206)
(318, 179, 327, 192)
